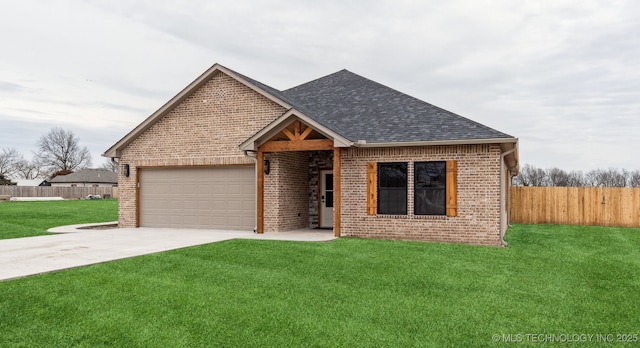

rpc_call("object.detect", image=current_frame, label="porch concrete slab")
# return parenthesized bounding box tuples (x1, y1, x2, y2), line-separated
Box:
(0, 226, 335, 282)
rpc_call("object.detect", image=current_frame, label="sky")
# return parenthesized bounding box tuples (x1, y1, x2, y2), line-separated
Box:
(1, 0, 639, 172)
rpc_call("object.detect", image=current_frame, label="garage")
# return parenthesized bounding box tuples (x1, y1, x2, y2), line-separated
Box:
(139, 166, 255, 230)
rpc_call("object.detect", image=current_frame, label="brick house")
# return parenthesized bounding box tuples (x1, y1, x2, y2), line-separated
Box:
(49, 169, 117, 187)
(103, 63, 519, 246)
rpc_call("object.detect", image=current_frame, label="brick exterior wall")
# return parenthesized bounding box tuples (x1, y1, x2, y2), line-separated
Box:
(263, 152, 309, 232)
(340, 144, 504, 246)
(117, 71, 286, 227)
(114, 70, 508, 245)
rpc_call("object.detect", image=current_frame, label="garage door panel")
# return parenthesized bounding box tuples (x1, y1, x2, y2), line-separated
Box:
(225, 217, 242, 228)
(140, 166, 255, 230)
(196, 200, 213, 210)
(199, 185, 214, 194)
(242, 200, 254, 210)
(242, 184, 254, 194)
(226, 200, 243, 210)
(210, 201, 226, 210)
(197, 215, 213, 225)
(226, 183, 242, 191)
(183, 184, 200, 195)
(211, 216, 227, 225)
(183, 200, 199, 210)
(211, 184, 227, 194)
(148, 214, 169, 225)
(170, 215, 184, 225)
(169, 200, 183, 210)
(167, 185, 182, 194)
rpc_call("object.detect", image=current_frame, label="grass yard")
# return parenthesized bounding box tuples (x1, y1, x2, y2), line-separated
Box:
(1, 224, 639, 347)
(0, 199, 118, 240)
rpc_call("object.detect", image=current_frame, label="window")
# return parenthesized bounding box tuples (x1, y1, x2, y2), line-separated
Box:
(414, 161, 446, 215)
(366, 160, 457, 217)
(325, 173, 333, 208)
(377, 162, 407, 215)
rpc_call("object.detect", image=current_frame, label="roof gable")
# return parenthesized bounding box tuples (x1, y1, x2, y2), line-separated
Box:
(103, 64, 292, 158)
(239, 110, 352, 151)
(282, 70, 514, 144)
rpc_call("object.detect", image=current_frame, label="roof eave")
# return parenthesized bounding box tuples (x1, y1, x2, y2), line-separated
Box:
(103, 63, 292, 159)
(352, 137, 518, 148)
(355, 137, 519, 174)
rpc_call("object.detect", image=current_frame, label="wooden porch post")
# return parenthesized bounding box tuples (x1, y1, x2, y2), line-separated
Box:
(333, 147, 341, 237)
(257, 149, 264, 233)
(135, 168, 141, 227)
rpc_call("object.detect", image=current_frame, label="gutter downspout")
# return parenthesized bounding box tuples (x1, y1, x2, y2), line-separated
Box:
(500, 143, 518, 247)
(243, 150, 258, 233)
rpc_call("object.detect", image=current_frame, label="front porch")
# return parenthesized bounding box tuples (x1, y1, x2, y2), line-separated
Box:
(261, 150, 336, 233)
(248, 118, 345, 237)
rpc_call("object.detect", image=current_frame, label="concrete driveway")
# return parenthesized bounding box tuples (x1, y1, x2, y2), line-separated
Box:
(0, 223, 336, 281)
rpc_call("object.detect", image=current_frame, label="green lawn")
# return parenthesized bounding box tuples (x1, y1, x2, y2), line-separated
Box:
(1, 224, 639, 347)
(0, 199, 118, 239)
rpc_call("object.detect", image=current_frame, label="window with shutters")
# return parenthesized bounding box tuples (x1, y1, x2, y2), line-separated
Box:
(367, 160, 457, 217)
(377, 162, 407, 215)
(414, 161, 446, 215)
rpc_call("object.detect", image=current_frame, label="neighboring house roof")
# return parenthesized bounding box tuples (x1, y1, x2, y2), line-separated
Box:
(49, 169, 117, 184)
(15, 179, 48, 186)
(104, 63, 517, 159)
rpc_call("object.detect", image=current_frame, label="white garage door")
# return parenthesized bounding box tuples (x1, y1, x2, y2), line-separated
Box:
(139, 166, 255, 230)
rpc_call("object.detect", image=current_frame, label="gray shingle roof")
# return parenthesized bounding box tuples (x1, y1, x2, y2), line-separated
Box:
(224, 67, 303, 111)
(49, 169, 117, 184)
(280, 70, 513, 143)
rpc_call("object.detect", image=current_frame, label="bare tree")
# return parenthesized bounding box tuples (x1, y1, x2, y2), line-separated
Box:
(566, 170, 585, 187)
(0, 147, 22, 179)
(100, 158, 118, 172)
(583, 170, 598, 187)
(605, 168, 627, 187)
(513, 164, 548, 186)
(585, 168, 627, 187)
(34, 128, 92, 177)
(514, 163, 640, 187)
(14, 158, 44, 179)
(629, 170, 640, 188)
(546, 167, 570, 186)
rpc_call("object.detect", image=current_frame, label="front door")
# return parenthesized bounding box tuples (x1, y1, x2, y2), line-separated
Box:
(319, 170, 334, 228)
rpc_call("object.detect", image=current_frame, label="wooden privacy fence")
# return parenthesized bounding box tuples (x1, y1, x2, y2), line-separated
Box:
(0, 186, 118, 200)
(510, 187, 640, 227)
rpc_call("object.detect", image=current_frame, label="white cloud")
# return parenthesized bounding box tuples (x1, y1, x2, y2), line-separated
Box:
(0, 0, 638, 171)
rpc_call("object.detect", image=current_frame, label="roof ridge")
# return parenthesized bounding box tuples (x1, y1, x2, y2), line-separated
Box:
(226, 67, 311, 110)
(284, 69, 351, 92)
